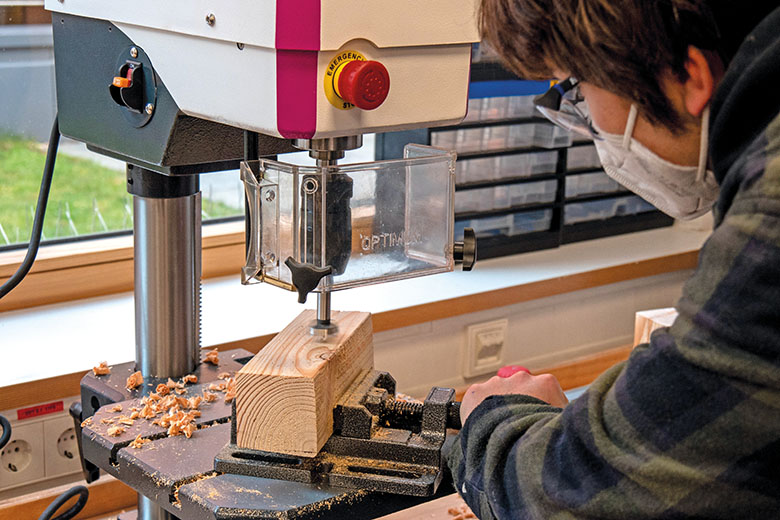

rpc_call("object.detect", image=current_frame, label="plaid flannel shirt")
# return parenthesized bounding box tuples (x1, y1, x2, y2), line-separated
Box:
(447, 7, 780, 519)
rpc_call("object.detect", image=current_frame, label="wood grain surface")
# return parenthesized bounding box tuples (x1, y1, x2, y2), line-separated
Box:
(377, 493, 475, 520)
(235, 310, 373, 456)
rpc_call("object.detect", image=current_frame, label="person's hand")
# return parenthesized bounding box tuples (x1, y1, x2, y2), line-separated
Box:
(460, 371, 568, 424)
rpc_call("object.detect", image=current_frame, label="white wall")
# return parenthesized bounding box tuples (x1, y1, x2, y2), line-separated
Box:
(374, 269, 690, 396)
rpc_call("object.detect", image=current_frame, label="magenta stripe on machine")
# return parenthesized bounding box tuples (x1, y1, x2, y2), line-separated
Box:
(275, 0, 321, 50)
(275, 1, 320, 139)
(276, 50, 318, 139)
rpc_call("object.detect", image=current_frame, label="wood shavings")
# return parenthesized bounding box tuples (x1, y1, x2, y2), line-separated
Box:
(107, 426, 125, 437)
(92, 361, 111, 376)
(203, 349, 219, 365)
(182, 422, 197, 438)
(395, 392, 422, 404)
(129, 435, 151, 449)
(447, 503, 476, 519)
(93, 375, 226, 445)
(139, 404, 156, 420)
(167, 378, 185, 390)
(126, 371, 143, 390)
(224, 378, 236, 404)
(217, 372, 231, 380)
(81, 417, 92, 428)
(164, 409, 200, 438)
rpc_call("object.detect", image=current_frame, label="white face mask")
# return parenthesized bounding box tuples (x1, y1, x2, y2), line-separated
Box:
(592, 104, 719, 220)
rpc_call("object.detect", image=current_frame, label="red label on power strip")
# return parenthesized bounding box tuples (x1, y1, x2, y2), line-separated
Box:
(17, 401, 64, 421)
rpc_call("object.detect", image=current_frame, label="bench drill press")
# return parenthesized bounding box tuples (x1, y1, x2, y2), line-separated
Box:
(44, 1, 480, 517)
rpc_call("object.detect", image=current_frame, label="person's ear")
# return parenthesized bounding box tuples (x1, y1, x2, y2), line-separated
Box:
(683, 46, 715, 117)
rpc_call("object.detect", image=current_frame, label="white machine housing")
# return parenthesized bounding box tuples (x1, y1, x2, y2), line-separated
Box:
(45, 0, 481, 139)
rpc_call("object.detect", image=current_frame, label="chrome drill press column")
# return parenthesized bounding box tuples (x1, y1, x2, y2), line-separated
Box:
(138, 495, 177, 520)
(131, 167, 201, 378)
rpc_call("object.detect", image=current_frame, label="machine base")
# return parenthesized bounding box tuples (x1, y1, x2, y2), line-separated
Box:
(77, 350, 451, 519)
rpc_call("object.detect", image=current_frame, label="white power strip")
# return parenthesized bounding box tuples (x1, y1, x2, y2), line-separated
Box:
(0, 396, 83, 498)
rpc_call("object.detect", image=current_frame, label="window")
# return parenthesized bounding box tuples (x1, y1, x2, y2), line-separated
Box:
(0, 4, 247, 309)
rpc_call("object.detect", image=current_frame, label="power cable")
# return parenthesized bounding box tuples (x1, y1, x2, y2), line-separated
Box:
(0, 116, 60, 299)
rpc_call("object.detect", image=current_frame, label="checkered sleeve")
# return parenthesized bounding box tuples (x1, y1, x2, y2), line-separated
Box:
(447, 124, 780, 519)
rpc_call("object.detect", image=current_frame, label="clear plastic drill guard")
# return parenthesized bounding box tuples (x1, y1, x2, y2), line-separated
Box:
(241, 144, 456, 293)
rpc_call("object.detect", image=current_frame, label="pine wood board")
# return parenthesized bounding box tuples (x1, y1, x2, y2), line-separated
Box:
(235, 310, 374, 457)
(377, 493, 475, 519)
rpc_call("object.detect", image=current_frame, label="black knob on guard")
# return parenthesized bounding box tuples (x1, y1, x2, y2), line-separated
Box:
(454, 227, 477, 271)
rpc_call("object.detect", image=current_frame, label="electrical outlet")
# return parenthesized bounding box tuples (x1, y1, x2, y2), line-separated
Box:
(464, 319, 508, 378)
(44, 414, 81, 478)
(0, 421, 45, 490)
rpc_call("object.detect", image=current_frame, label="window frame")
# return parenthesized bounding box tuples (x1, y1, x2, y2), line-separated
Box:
(0, 220, 246, 311)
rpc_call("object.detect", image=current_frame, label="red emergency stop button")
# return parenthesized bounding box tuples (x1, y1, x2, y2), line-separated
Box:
(336, 60, 390, 111)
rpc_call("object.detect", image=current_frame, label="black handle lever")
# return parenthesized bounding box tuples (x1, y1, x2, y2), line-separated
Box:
(284, 257, 332, 303)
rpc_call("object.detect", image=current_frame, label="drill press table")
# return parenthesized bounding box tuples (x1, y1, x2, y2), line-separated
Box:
(76, 349, 451, 519)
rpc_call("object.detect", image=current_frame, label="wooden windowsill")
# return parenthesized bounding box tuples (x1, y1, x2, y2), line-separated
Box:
(0, 221, 246, 312)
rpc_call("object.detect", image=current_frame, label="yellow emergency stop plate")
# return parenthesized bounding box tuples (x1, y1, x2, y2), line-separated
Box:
(324, 50, 366, 110)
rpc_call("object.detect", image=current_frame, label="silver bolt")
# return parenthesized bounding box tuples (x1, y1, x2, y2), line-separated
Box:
(205, 13, 216, 26)
(145, 103, 154, 115)
(264, 190, 275, 202)
(130, 47, 138, 58)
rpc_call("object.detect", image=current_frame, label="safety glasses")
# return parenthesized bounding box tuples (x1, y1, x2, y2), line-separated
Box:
(533, 78, 601, 140)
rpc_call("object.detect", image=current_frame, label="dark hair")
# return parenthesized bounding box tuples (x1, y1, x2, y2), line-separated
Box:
(478, 0, 771, 131)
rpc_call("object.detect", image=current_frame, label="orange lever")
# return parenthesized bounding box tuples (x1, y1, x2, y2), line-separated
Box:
(112, 76, 132, 88)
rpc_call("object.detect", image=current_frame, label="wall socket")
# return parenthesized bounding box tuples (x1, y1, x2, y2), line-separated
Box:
(0, 397, 82, 496)
(464, 319, 508, 378)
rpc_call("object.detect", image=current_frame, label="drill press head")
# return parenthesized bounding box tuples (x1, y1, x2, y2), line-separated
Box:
(46, 0, 480, 151)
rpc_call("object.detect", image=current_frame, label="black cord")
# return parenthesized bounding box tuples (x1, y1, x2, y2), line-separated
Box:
(0, 115, 60, 299)
(37, 485, 89, 520)
(0, 117, 87, 519)
(0, 414, 10, 450)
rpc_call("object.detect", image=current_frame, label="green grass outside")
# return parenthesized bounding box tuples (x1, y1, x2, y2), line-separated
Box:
(0, 136, 239, 246)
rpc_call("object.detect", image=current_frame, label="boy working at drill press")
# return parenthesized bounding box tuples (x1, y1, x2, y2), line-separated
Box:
(448, 1, 780, 518)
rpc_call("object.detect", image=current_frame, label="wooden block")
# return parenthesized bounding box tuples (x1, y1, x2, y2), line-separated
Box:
(235, 310, 373, 457)
(634, 307, 678, 346)
(376, 493, 475, 520)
